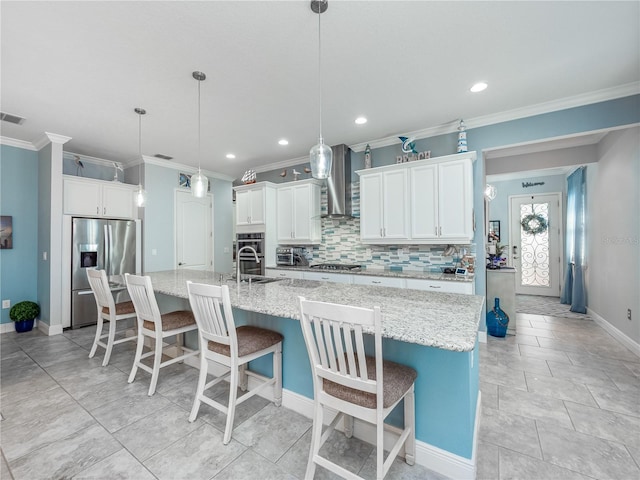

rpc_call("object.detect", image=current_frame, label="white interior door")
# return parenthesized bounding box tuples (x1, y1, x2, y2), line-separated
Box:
(176, 190, 212, 270)
(510, 193, 562, 296)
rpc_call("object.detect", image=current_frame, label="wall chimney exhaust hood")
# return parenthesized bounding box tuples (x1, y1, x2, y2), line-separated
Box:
(323, 144, 353, 218)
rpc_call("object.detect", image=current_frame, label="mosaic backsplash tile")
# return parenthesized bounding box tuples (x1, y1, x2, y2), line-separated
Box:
(303, 183, 476, 272)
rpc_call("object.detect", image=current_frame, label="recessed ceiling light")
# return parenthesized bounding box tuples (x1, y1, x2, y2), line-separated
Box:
(355, 116, 367, 125)
(470, 82, 488, 93)
(278, 139, 289, 146)
(226, 153, 236, 159)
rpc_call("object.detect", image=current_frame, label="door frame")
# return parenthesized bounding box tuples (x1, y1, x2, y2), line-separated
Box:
(174, 188, 214, 270)
(508, 192, 564, 296)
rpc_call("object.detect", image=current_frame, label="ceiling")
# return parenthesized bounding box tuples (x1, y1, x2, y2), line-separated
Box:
(1, 1, 638, 180)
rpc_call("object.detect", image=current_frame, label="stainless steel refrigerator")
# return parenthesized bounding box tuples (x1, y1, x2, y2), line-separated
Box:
(71, 218, 141, 329)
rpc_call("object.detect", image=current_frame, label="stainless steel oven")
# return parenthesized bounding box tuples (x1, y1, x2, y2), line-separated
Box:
(236, 232, 265, 276)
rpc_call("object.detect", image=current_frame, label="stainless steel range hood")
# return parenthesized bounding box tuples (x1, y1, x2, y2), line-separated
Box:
(323, 144, 353, 218)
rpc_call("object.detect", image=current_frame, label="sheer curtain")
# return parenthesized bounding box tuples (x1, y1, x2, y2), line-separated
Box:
(560, 166, 587, 313)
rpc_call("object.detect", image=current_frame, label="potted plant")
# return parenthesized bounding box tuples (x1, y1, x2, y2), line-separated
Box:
(9, 301, 40, 333)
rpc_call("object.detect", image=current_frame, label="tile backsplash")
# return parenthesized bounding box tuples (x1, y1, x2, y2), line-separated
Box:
(302, 183, 476, 272)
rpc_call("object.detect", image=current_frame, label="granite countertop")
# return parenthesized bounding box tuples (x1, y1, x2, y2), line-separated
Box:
(146, 269, 485, 352)
(268, 265, 475, 283)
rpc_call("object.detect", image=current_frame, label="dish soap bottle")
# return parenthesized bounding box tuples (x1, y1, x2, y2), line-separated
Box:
(486, 297, 509, 337)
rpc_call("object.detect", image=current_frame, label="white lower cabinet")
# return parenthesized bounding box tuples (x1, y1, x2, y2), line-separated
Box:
(302, 271, 353, 284)
(265, 268, 304, 280)
(352, 275, 404, 288)
(405, 278, 474, 295)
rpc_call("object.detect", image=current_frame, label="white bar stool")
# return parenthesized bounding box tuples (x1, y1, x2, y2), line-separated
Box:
(186, 281, 283, 445)
(125, 273, 200, 396)
(87, 268, 137, 366)
(298, 297, 416, 480)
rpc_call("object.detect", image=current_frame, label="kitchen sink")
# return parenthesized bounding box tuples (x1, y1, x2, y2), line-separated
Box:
(234, 276, 282, 285)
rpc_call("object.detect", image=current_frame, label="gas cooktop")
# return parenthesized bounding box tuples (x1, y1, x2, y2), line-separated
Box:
(309, 263, 362, 271)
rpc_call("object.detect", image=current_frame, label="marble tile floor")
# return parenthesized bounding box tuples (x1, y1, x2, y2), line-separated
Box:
(0, 327, 442, 480)
(1, 309, 639, 480)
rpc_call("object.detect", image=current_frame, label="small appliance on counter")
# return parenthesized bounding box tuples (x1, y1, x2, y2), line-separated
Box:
(276, 247, 308, 267)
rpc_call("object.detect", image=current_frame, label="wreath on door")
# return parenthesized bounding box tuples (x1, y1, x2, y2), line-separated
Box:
(521, 213, 548, 235)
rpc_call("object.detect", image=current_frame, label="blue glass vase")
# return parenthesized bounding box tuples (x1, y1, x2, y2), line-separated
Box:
(487, 297, 509, 337)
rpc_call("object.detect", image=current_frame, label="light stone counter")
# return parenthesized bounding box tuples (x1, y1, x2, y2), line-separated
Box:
(146, 269, 485, 352)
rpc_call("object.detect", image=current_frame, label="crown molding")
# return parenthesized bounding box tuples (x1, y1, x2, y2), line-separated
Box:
(63, 151, 125, 168)
(143, 155, 235, 182)
(252, 154, 310, 173)
(0, 136, 37, 151)
(349, 82, 640, 152)
(33, 132, 72, 150)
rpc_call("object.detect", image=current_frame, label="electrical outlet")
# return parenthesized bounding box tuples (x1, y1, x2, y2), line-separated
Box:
(2, 300, 10, 309)
(628, 309, 632, 321)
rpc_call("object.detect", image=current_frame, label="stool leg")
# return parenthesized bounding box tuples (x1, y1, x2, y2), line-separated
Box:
(102, 318, 116, 367)
(148, 332, 163, 396)
(189, 352, 208, 422)
(239, 364, 248, 392)
(89, 315, 104, 360)
(404, 387, 416, 466)
(273, 343, 282, 407)
(306, 402, 323, 480)
(128, 329, 145, 384)
(223, 362, 239, 445)
(344, 414, 353, 438)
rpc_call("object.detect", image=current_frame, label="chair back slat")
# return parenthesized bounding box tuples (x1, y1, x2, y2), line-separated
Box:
(298, 297, 381, 396)
(87, 269, 115, 312)
(125, 274, 161, 325)
(187, 282, 237, 350)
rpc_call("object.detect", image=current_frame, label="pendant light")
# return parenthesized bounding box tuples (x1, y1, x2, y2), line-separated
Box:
(134, 107, 147, 208)
(309, 0, 332, 180)
(191, 71, 209, 198)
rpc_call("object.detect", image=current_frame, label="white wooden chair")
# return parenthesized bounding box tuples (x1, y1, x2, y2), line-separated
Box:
(87, 269, 137, 366)
(125, 273, 200, 396)
(186, 281, 283, 444)
(298, 297, 416, 480)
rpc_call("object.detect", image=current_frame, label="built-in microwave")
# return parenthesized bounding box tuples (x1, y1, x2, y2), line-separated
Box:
(276, 247, 307, 266)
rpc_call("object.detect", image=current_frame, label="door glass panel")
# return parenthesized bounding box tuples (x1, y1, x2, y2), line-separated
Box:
(519, 202, 550, 287)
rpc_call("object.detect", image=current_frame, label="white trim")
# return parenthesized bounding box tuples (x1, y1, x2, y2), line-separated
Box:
(37, 321, 63, 336)
(63, 151, 125, 169)
(0, 322, 16, 334)
(349, 82, 640, 152)
(478, 330, 487, 344)
(33, 132, 72, 150)
(143, 155, 235, 182)
(252, 154, 309, 173)
(588, 308, 640, 358)
(0, 136, 38, 150)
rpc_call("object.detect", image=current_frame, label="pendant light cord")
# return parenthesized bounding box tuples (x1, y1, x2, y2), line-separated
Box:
(198, 76, 203, 173)
(138, 113, 142, 183)
(317, 9, 323, 141)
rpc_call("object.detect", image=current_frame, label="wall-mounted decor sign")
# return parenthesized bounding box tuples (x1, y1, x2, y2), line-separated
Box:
(1, 216, 13, 249)
(522, 181, 545, 188)
(180, 173, 211, 191)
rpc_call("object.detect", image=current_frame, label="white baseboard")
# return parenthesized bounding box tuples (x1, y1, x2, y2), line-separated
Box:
(37, 321, 63, 336)
(478, 330, 487, 344)
(0, 322, 15, 334)
(588, 308, 640, 358)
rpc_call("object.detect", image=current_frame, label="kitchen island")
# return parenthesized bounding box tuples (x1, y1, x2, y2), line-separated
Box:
(147, 269, 484, 479)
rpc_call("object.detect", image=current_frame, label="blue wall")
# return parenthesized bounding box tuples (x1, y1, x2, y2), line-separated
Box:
(144, 163, 233, 273)
(0, 145, 39, 324)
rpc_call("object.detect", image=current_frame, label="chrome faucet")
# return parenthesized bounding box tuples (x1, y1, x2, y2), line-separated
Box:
(236, 246, 260, 287)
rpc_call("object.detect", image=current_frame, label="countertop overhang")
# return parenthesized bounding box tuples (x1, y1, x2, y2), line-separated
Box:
(146, 269, 485, 352)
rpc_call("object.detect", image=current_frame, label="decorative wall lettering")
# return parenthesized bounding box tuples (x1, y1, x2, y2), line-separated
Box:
(522, 181, 545, 188)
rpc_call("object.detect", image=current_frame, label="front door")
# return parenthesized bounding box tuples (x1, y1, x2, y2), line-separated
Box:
(175, 189, 212, 269)
(510, 193, 562, 296)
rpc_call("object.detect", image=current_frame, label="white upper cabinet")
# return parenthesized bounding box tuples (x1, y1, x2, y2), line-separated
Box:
(276, 180, 321, 244)
(359, 169, 410, 242)
(235, 183, 270, 226)
(63, 176, 136, 219)
(410, 158, 474, 243)
(357, 151, 476, 244)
